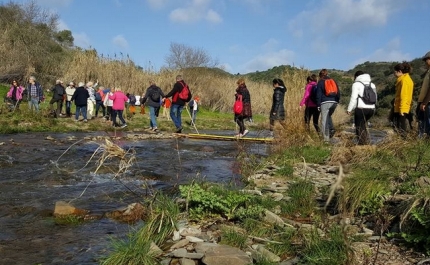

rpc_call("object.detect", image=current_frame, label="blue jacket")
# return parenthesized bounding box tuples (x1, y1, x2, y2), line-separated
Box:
(316, 77, 340, 107)
(25, 82, 44, 101)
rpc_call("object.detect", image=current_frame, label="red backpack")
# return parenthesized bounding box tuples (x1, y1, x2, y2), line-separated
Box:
(178, 81, 192, 102)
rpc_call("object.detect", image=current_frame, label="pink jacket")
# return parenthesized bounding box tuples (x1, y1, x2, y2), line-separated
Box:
(7, 85, 24, 100)
(299, 81, 317, 107)
(109, 91, 128, 110)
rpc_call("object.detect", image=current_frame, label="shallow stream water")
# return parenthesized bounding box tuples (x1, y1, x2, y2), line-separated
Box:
(0, 130, 269, 265)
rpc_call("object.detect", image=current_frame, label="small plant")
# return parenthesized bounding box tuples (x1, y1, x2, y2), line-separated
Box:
(179, 183, 264, 221)
(282, 180, 316, 218)
(220, 227, 248, 249)
(300, 225, 352, 265)
(54, 215, 85, 226)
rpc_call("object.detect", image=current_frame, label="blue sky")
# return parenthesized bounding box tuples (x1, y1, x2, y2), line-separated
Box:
(11, 0, 430, 74)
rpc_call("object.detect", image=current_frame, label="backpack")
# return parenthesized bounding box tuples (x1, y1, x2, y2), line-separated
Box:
(358, 81, 377, 105)
(233, 94, 243, 115)
(57, 86, 65, 97)
(310, 84, 318, 104)
(95, 91, 102, 101)
(129, 94, 136, 105)
(178, 82, 192, 102)
(188, 99, 194, 107)
(150, 88, 161, 102)
(323, 78, 338, 97)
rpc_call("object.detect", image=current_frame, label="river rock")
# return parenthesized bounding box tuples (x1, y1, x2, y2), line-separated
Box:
(201, 244, 252, 265)
(54, 201, 88, 216)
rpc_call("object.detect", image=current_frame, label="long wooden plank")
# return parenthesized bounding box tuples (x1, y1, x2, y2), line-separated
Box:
(175, 133, 274, 143)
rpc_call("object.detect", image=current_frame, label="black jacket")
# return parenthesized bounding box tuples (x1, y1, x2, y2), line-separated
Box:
(71, 86, 89, 106)
(270, 86, 286, 120)
(50, 84, 65, 100)
(141, 85, 165, 107)
(165, 81, 188, 106)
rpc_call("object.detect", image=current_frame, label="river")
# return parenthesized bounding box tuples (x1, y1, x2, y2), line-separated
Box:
(0, 130, 270, 265)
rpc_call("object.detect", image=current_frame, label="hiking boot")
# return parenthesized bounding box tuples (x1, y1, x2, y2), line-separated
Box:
(83, 119, 88, 123)
(121, 124, 127, 128)
(242, 130, 249, 137)
(176, 127, 183, 133)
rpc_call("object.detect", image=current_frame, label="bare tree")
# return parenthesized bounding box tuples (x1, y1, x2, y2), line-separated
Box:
(165, 42, 218, 70)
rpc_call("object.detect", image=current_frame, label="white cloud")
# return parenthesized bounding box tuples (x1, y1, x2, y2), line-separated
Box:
(289, 0, 403, 39)
(350, 37, 411, 68)
(206, 9, 222, 23)
(242, 49, 295, 73)
(113, 0, 122, 7)
(169, 0, 222, 24)
(146, 0, 170, 9)
(73, 32, 91, 48)
(262, 38, 279, 52)
(56, 19, 69, 31)
(112, 35, 129, 49)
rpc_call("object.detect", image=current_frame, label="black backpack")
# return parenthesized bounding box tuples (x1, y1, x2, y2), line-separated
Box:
(310, 84, 318, 104)
(357, 81, 377, 105)
(150, 87, 161, 102)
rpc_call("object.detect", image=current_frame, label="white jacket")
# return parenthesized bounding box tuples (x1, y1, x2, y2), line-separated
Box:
(103, 92, 113, 107)
(347, 73, 377, 112)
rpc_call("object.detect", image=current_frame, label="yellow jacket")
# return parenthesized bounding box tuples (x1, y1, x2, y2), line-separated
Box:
(394, 73, 414, 114)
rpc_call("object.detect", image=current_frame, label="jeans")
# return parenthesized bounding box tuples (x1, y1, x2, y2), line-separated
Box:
(95, 101, 106, 117)
(112, 110, 126, 126)
(149, 106, 158, 128)
(28, 97, 40, 112)
(190, 107, 197, 125)
(320, 102, 337, 142)
(75, 105, 87, 120)
(170, 104, 184, 129)
(66, 101, 72, 116)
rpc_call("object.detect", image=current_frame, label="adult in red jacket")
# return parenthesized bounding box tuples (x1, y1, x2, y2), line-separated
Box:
(163, 75, 188, 133)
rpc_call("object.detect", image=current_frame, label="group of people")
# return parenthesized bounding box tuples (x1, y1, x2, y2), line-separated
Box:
(297, 50, 430, 144)
(7, 50, 430, 142)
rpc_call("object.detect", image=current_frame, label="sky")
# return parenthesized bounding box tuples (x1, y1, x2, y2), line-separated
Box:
(9, 0, 430, 74)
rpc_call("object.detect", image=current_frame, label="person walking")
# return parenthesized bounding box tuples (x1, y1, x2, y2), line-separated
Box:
(234, 78, 252, 137)
(315, 69, 340, 143)
(65, 82, 76, 117)
(188, 96, 199, 126)
(6, 80, 24, 111)
(392, 62, 414, 137)
(86, 81, 97, 119)
(109, 87, 128, 128)
(417, 51, 430, 137)
(299, 74, 320, 132)
(26, 76, 44, 112)
(141, 80, 164, 132)
(269, 78, 286, 134)
(48, 80, 65, 118)
(346, 71, 377, 145)
(94, 86, 106, 118)
(71, 82, 89, 122)
(163, 75, 189, 133)
(103, 88, 114, 122)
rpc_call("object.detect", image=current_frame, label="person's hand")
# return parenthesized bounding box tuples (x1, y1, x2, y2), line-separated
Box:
(317, 107, 321, 112)
(421, 104, 426, 111)
(347, 111, 351, 115)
